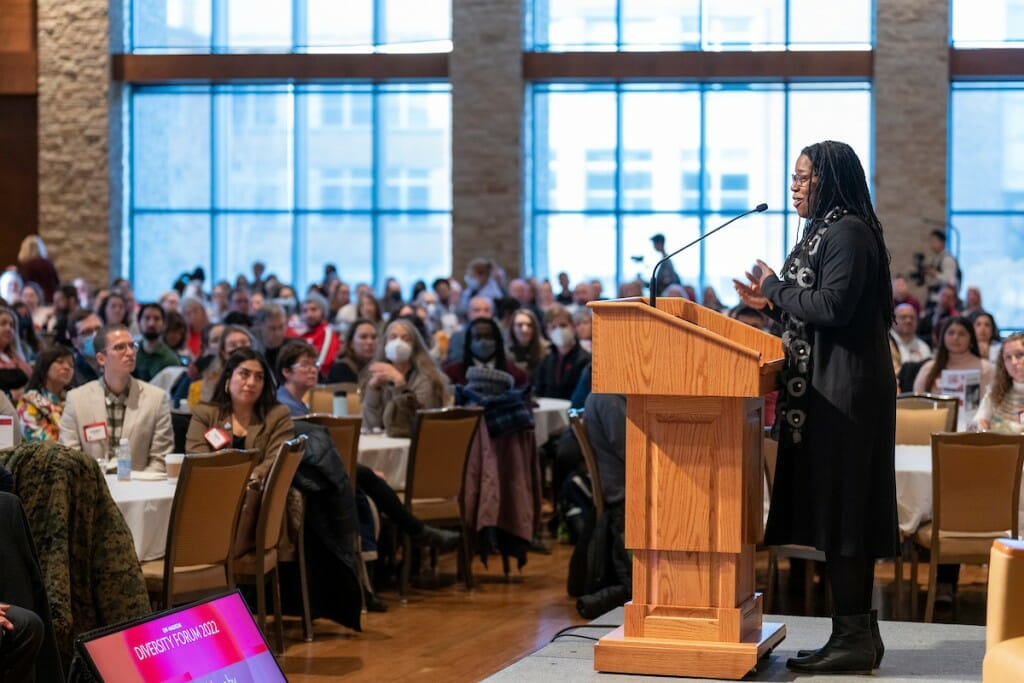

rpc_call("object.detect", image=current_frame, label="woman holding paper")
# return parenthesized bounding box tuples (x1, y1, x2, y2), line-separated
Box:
(912, 316, 994, 396)
(733, 141, 898, 674)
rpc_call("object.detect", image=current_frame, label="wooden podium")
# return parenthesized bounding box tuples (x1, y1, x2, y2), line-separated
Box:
(589, 297, 786, 679)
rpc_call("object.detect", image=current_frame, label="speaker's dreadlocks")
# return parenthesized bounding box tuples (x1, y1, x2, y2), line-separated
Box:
(801, 140, 895, 327)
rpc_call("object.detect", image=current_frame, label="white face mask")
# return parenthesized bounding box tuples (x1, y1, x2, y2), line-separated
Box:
(549, 326, 575, 350)
(384, 338, 413, 363)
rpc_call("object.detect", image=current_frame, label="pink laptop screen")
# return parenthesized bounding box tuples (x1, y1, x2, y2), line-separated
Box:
(80, 592, 286, 682)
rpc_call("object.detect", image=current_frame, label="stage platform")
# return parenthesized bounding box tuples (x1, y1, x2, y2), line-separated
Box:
(487, 609, 986, 682)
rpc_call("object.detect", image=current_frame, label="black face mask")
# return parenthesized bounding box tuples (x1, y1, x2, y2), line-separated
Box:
(142, 330, 161, 342)
(470, 338, 496, 361)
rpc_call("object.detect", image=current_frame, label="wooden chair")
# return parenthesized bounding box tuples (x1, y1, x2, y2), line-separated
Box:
(142, 449, 258, 610)
(910, 432, 1024, 622)
(568, 409, 604, 518)
(308, 382, 361, 416)
(896, 393, 959, 444)
(234, 436, 306, 653)
(399, 407, 483, 601)
(984, 539, 1024, 682)
(299, 414, 376, 612)
(763, 436, 827, 614)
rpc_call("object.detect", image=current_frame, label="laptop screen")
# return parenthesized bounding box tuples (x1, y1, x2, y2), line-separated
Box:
(77, 591, 287, 682)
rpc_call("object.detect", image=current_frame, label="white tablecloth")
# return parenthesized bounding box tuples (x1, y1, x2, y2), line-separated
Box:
(358, 433, 411, 490)
(106, 474, 177, 561)
(894, 443, 1024, 537)
(533, 397, 571, 445)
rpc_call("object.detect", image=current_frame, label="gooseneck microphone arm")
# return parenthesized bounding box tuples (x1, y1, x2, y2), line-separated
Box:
(649, 203, 769, 309)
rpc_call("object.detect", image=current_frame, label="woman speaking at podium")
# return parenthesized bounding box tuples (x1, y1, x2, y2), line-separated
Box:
(733, 140, 898, 675)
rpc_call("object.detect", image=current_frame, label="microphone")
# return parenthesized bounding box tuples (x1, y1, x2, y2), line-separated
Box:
(649, 203, 768, 309)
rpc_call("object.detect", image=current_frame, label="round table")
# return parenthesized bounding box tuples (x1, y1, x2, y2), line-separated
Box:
(106, 474, 176, 561)
(358, 433, 412, 490)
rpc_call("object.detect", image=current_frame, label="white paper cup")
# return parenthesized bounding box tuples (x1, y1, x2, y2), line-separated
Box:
(165, 453, 185, 481)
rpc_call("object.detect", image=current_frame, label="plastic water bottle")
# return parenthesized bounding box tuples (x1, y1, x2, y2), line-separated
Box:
(116, 438, 132, 481)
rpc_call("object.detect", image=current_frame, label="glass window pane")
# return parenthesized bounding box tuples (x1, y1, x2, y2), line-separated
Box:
(621, 0, 700, 50)
(705, 88, 785, 213)
(133, 89, 211, 209)
(298, 87, 373, 209)
(132, 0, 212, 52)
(951, 85, 1024, 211)
(223, 0, 292, 51)
(132, 214, 211, 300)
(621, 87, 700, 211)
(301, 215, 374, 286)
(534, 88, 617, 211)
(952, 0, 1024, 47)
(380, 214, 452, 290)
(534, 0, 618, 50)
(305, 0, 373, 51)
(703, 213, 785, 309)
(788, 0, 872, 50)
(215, 89, 292, 209)
(533, 214, 617, 285)
(949, 215, 1024, 328)
(379, 87, 451, 210)
(216, 214, 294, 285)
(702, 0, 785, 50)
(381, 0, 452, 52)
(620, 215, 700, 291)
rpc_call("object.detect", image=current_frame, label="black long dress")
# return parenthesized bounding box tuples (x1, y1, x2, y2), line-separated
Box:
(761, 211, 899, 560)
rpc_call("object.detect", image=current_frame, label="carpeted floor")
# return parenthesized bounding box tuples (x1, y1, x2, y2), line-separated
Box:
(486, 608, 986, 682)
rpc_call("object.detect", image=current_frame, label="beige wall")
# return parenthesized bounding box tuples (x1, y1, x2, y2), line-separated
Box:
(37, 0, 112, 288)
(37, 0, 950, 289)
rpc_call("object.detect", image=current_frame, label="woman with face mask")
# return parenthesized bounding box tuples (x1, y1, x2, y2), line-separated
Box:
(442, 318, 527, 388)
(361, 318, 451, 432)
(534, 304, 591, 400)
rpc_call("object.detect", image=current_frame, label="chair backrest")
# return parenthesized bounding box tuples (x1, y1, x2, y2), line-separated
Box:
(763, 434, 779, 494)
(255, 436, 307, 553)
(896, 393, 959, 444)
(404, 407, 482, 503)
(309, 382, 361, 416)
(164, 449, 258, 572)
(931, 432, 1024, 537)
(568, 409, 604, 518)
(299, 414, 362, 491)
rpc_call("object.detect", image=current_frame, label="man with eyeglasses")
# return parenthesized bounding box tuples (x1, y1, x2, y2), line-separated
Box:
(59, 324, 172, 472)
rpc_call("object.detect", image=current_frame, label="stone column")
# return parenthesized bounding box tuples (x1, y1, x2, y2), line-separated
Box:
(37, 0, 113, 284)
(874, 0, 949, 284)
(450, 0, 524, 279)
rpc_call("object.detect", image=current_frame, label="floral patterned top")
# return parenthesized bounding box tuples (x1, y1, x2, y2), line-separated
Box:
(17, 388, 64, 441)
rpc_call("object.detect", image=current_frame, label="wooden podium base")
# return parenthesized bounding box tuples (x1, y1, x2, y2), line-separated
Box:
(594, 622, 786, 680)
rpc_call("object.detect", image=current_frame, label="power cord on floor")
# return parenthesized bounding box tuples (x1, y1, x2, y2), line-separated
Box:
(549, 624, 620, 642)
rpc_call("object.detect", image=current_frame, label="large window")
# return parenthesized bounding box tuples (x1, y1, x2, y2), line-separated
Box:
(526, 83, 872, 300)
(130, 0, 451, 53)
(950, 83, 1024, 328)
(527, 0, 872, 51)
(951, 0, 1024, 47)
(128, 83, 451, 299)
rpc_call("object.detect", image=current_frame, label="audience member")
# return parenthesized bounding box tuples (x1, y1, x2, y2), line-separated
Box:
(555, 272, 573, 305)
(573, 307, 593, 353)
(0, 306, 32, 381)
(252, 302, 289, 372)
(327, 319, 378, 384)
(443, 317, 527, 388)
(973, 311, 1001, 364)
(962, 285, 985, 321)
(535, 305, 591, 400)
(180, 297, 209, 358)
(446, 296, 494, 363)
(292, 293, 340, 379)
(97, 290, 133, 331)
(59, 324, 172, 471)
(923, 229, 960, 309)
(362, 318, 451, 434)
(975, 332, 1024, 433)
(460, 258, 505, 310)
(133, 303, 182, 382)
(891, 276, 921, 316)
(16, 235, 60, 303)
(889, 303, 931, 369)
(158, 290, 180, 314)
(163, 310, 189, 358)
(507, 308, 550, 387)
(357, 293, 385, 333)
(17, 347, 74, 442)
(913, 316, 994, 396)
(68, 310, 102, 388)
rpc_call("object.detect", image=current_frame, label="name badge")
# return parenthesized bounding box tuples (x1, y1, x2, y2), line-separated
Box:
(0, 416, 13, 449)
(83, 422, 109, 443)
(204, 427, 230, 449)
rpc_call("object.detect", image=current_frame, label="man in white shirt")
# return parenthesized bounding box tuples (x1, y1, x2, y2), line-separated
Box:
(890, 303, 931, 366)
(59, 324, 172, 472)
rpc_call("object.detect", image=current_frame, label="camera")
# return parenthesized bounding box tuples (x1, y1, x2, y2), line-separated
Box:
(909, 252, 926, 286)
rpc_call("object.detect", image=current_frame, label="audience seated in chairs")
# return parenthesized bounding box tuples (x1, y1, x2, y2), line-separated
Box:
(0, 441, 150, 664)
(443, 317, 528, 388)
(326, 318, 377, 384)
(17, 345, 75, 442)
(506, 308, 551, 388)
(534, 304, 590, 401)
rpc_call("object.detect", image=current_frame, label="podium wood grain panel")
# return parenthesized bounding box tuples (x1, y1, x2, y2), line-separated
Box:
(590, 297, 784, 679)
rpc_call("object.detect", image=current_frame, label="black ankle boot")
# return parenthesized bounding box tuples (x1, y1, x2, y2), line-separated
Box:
(412, 525, 461, 552)
(786, 613, 876, 674)
(795, 609, 883, 668)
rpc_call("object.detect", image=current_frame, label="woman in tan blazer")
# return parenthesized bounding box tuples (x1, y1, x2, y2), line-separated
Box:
(186, 347, 293, 480)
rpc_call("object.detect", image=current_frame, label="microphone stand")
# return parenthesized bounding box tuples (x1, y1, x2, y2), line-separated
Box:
(649, 203, 768, 309)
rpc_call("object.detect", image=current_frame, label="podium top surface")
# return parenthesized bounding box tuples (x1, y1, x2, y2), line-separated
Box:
(588, 297, 784, 397)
